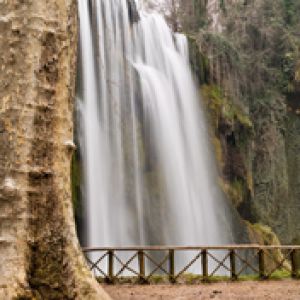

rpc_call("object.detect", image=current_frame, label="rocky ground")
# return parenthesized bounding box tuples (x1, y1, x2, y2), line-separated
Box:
(102, 280, 300, 300)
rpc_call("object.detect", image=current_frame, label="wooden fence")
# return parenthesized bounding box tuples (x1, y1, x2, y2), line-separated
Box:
(82, 245, 300, 283)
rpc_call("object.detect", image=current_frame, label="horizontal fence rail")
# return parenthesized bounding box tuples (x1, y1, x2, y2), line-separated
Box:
(82, 245, 300, 284)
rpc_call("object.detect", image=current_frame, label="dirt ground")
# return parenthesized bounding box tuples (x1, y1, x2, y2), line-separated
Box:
(102, 280, 300, 300)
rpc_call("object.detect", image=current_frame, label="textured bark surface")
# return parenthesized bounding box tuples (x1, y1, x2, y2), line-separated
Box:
(0, 1, 110, 299)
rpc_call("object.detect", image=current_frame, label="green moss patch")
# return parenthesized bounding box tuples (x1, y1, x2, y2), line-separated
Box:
(202, 84, 252, 129)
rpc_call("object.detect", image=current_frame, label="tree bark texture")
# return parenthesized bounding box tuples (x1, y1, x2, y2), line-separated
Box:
(0, 1, 110, 299)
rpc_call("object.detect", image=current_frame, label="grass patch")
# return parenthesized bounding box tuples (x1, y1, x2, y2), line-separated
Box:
(269, 269, 293, 280)
(97, 270, 299, 285)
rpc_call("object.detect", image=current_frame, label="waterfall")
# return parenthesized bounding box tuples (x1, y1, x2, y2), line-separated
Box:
(77, 0, 233, 255)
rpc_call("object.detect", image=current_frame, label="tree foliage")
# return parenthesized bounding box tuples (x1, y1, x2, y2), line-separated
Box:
(182, 0, 300, 104)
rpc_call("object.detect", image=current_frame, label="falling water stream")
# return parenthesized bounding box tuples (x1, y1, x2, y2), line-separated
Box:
(77, 0, 233, 271)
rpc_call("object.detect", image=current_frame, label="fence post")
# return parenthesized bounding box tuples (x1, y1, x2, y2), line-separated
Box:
(230, 250, 237, 280)
(169, 249, 175, 283)
(138, 250, 146, 283)
(291, 249, 297, 278)
(107, 250, 114, 283)
(258, 249, 266, 279)
(202, 249, 208, 282)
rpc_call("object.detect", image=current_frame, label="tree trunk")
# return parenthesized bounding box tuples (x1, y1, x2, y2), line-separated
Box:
(0, 1, 110, 299)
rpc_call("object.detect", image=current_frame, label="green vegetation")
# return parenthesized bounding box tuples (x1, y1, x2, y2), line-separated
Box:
(180, 0, 300, 244)
(225, 179, 244, 207)
(225, 0, 299, 98)
(202, 84, 252, 129)
(96, 270, 299, 285)
(247, 223, 282, 246)
(187, 35, 210, 84)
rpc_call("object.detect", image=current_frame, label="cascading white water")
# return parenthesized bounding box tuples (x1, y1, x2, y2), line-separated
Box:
(77, 0, 233, 257)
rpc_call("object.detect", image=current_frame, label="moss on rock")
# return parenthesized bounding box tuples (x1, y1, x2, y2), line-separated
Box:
(246, 222, 291, 273)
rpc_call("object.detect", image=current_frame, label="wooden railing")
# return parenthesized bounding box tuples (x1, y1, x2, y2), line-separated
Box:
(82, 245, 300, 283)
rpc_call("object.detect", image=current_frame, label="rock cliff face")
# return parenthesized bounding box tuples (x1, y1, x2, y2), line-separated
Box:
(0, 1, 109, 299)
(185, 0, 300, 245)
(250, 96, 290, 241)
(286, 89, 300, 244)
